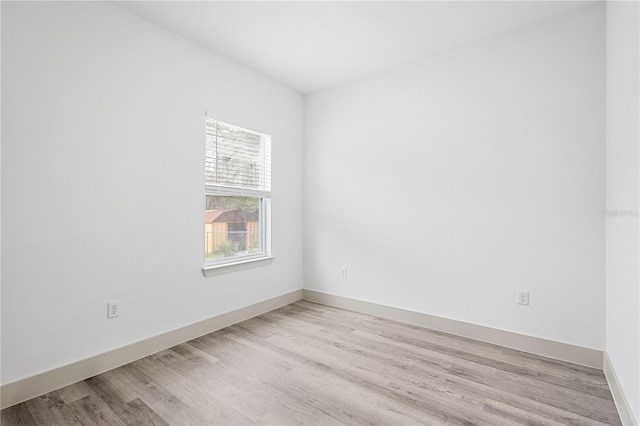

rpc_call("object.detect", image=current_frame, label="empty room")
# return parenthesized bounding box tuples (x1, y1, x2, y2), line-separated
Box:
(1, 0, 638, 425)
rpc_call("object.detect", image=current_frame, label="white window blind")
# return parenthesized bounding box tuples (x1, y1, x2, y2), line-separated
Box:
(205, 119, 271, 197)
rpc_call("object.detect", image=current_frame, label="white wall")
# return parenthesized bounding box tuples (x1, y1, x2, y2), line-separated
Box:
(304, 4, 605, 350)
(1, 1, 303, 385)
(605, 0, 640, 421)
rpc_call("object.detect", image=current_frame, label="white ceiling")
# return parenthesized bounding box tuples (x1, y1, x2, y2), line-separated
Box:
(114, 1, 595, 94)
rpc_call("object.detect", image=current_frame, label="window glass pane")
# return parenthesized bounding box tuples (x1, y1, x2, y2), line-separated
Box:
(205, 195, 261, 261)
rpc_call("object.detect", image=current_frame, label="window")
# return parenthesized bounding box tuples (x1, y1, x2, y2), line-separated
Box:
(204, 118, 271, 270)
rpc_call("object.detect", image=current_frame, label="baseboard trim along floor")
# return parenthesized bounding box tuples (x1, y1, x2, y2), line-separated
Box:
(0, 288, 612, 414)
(2, 300, 623, 425)
(603, 351, 638, 426)
(0, 289, 304, 410)
(303, 289, 603, 370)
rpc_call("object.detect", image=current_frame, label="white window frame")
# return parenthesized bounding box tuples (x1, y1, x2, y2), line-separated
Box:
(202, 118, 273, 275)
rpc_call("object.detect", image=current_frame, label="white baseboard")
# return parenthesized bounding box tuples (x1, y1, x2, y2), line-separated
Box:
(1, 288, 611, 412)
(303, 289, 603, 369)
(604, 352, 639, 426)
(0, 289, 304, 410)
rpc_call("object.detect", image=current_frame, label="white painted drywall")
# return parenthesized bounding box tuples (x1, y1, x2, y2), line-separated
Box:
(304, 5, 605, 350)
(1, 1, 303, 385)
(605, 0, 640, 421)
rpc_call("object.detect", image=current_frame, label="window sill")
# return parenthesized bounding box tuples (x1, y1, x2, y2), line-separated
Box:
(202, 256, 275, 277)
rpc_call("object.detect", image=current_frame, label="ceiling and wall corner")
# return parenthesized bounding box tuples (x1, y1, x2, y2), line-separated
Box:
(113, 1, 597, 94)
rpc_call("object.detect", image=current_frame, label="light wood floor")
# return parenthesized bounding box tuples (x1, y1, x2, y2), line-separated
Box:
(1, 301, 622, 425)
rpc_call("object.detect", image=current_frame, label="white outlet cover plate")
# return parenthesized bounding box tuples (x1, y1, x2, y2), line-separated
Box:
(107, 301, 120, 318)
(517, 291, 529, 305)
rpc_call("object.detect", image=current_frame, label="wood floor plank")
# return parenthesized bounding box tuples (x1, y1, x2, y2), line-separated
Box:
(116, 363, 210, 426)
(55, 381, 93, 405)
(1, 300, 623, 425)
(1, 401, 37, 426)
(482, 399, 568, 426)
(115, 398, 169, 426)
(24, 392, 82, 426)
(132, 349, 260, 423)
(67, 394, 126, 426)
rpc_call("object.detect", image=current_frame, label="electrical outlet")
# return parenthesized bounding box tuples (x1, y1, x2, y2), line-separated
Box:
(107, 301, 120, 318)
(340, 267, 348, 279)
(517, 291, 529, 306)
